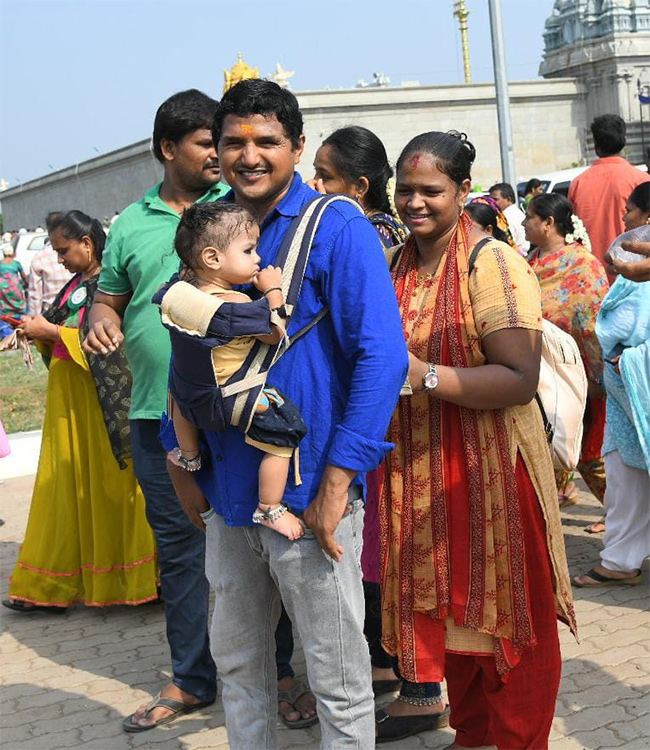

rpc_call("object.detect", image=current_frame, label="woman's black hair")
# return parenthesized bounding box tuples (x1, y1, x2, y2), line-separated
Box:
(153, 89, 219, 163)
(396, 130, 476, 187)
(465, 202, 509, 244)
(528, 193, 574, 237)
(524, 178, 542, 195)
(628, 182, 650, 213)
(213, 79, 303, 150)
(53, 210, 106, 261)
(322, 126, 392, 214)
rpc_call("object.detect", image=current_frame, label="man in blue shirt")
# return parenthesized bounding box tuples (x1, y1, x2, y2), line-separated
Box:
(171, 80, 407, 749)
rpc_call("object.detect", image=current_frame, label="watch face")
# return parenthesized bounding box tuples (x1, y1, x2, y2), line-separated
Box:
(424, 369, 439, 390)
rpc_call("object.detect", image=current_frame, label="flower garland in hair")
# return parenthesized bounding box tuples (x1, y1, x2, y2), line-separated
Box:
(565, 214, 592, 253)
(386, 173, 398, 217)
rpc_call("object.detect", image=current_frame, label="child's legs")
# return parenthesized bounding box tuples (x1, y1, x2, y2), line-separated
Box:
(258, 453, 291, 507)
(170, 397, 200, 456)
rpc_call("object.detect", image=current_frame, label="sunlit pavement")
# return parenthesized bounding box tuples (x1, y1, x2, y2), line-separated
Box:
(1, 467, 648, 750)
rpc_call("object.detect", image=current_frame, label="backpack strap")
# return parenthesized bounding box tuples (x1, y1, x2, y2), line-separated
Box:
(467, 237, 493, 275)
(222, 195, 363, 432)
(467, 236, 555, 445)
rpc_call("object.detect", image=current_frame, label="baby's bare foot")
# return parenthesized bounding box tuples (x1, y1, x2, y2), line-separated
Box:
(256, 506, 304, 540)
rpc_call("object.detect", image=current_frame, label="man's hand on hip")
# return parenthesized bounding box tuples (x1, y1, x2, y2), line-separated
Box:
(303, 465, 356, 562)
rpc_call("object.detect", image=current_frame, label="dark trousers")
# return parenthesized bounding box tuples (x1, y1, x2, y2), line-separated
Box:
(130, 419, 217, 702)
(275, 605, 295, 681)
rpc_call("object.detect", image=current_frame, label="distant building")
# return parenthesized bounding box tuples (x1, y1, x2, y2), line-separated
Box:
(540, 0, 650, 149)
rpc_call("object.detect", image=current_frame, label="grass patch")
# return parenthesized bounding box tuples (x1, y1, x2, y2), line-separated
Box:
(0, 347, 49, 434)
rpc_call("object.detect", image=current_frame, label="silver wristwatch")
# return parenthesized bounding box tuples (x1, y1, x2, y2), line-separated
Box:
(422, 363, 439, 392)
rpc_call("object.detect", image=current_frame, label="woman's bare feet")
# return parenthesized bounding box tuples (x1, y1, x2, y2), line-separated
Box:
(255, 505, 304, 540)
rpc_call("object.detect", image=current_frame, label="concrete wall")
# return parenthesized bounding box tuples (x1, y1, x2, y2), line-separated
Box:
(1, 78, 586, 229)
(296, 78, 587, 189)
(1, 141, 163, 231)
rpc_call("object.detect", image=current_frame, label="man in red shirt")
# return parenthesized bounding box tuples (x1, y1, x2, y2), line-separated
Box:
(569, 115, 649, 274)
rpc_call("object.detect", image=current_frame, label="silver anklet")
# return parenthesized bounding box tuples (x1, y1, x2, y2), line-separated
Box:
(252, 503, 288, 525)
(168, 447, 202, 472)
(397, 694, 444, 707)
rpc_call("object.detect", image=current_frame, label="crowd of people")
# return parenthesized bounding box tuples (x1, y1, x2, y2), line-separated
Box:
(1, 83, 649, 750)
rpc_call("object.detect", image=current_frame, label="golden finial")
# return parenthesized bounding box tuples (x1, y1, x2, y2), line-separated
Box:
(224, 52, 260, 93)
(453, 0, 472, 84)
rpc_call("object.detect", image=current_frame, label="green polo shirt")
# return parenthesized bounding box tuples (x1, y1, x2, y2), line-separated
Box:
(98, 181, 228, 419)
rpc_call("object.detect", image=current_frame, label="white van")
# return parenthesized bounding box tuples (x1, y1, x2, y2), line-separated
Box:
(518, 163, 648, 201)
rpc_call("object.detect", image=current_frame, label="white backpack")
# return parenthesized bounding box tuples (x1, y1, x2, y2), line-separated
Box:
(537, 319, 588, 472)
(468, 240, 588, 472)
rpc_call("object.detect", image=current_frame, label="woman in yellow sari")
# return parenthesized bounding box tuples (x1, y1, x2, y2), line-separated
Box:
(3, 211, 157, 613)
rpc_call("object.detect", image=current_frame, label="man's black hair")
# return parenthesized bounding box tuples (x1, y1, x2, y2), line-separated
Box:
(591, 114, 626, 157)
(212, 79, 303, 150)
(489, 182, 516, 204)
(153, 89, 219, 163)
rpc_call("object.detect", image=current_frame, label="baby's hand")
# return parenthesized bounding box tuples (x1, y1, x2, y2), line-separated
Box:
(254, 265, 283, 293)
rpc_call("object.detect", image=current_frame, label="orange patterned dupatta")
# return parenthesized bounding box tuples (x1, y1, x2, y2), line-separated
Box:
(381, 213, 536, 681)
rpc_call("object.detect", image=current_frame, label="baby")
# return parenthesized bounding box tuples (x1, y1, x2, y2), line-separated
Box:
(160, 202, 306, 540)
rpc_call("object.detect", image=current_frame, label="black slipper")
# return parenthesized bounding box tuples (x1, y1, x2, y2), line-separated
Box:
(375, 705, 450, 743)
(2, 598, 67, 614)
(572, 568, 642, 588)
(123, 693, 215, 733)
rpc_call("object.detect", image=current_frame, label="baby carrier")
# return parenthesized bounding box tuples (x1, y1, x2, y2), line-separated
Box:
(156, 194, 362, 439)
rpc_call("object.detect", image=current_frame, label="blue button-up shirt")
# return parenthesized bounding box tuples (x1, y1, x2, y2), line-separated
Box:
(196, 173, 408, 526)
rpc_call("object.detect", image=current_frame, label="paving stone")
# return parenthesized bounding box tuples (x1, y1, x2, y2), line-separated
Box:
(3, 468, 649, 750)
(568, 725, 630, 748)
(24, 728, 82, 749)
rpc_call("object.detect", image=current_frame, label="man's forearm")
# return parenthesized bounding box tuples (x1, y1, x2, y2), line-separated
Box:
(320, 464, 356, 493)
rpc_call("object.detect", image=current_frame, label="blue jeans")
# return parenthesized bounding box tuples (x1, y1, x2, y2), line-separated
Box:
(130, 419, 217, 702)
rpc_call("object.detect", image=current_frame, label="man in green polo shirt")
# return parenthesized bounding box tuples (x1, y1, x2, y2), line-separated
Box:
(84, 89, 227, 732)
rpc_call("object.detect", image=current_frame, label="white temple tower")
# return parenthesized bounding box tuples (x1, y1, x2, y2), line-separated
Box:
(540, 0, 650, 161)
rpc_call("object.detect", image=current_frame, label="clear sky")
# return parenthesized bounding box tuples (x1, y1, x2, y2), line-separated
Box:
(0, 0, 555, 186)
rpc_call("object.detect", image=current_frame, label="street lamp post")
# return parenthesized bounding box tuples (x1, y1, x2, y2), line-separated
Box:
(638, 76, 648, 167)
(488, 0, 517, 187)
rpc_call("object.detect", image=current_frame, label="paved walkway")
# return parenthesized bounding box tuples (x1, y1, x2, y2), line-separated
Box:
(1, 472, 648, 750)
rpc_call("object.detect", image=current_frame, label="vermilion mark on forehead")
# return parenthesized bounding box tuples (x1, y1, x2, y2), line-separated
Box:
(240, 124, 256, 135)
(408, 154, 421, 171)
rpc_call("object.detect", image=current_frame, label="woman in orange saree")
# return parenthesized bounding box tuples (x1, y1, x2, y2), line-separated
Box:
(379, 131, 577, 750)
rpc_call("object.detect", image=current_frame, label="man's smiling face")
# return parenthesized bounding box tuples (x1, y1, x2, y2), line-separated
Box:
(217, 113, 304, 213)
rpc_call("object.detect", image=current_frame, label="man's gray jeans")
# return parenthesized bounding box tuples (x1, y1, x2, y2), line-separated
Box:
(204, 493, 374, 749)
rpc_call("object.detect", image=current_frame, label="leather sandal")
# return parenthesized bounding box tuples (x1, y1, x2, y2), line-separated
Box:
(572, 568, 642, 588)
(375, 705, 450, 743)
(2, 598, 67, 614)
(278, 679, 319, 729)
(122, 692, 214, 733)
